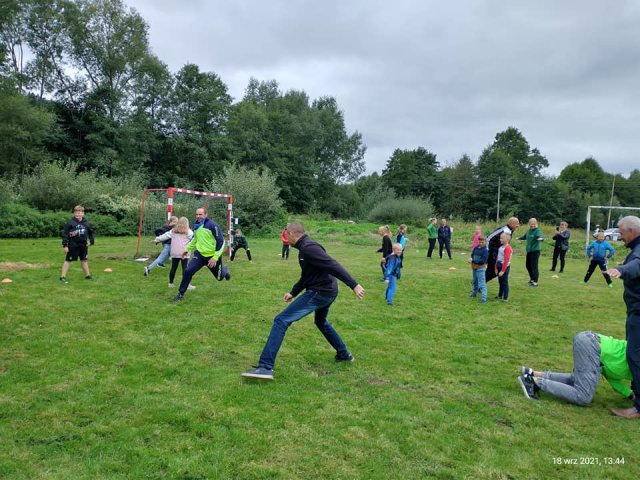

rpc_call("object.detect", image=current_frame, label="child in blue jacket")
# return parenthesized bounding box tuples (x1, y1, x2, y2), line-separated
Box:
(384, 243, 403, 306)
(583, 231, 615, 287)
(468, 235, 489, 303)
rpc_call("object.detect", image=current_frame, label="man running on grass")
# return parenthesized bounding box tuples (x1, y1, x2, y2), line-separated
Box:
(242, 221, 365, 380)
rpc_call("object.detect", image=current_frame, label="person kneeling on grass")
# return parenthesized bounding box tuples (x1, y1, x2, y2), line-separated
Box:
(517, 331, 634, 407)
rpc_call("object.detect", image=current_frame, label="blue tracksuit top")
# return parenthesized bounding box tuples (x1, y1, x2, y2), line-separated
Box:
(384, 254, 402, 280)
(586, 240, 614, 261)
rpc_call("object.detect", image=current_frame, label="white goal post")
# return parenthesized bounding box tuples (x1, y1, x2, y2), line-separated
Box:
(585, 205, 640, 247)
(136, 187, 234, 258)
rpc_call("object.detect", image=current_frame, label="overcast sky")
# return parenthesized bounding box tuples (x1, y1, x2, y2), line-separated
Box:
(123, 0, 640, 177)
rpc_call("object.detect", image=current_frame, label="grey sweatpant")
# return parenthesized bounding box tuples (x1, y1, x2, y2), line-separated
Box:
(539, 331, 601, 406)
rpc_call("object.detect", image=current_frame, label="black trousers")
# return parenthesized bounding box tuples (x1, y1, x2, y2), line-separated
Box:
(438, 238, 451, 259)
(427, 238, 436, 258)
(551, 247, 567, 272)
(525, 251, 540, 282)
(583, 259, 611, 285)
(627, 314, 640, 411)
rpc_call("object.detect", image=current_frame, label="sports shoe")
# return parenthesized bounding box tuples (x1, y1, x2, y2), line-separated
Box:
(168, 283, 174, 288)
(480, 300, 487, 304)
(581, 281, 587, 285)
(608, 284, 613, 289)
(241, 367, 274, 380)
(85, 275, 93, 280)
(521, 366, 534, 379)
(144, 267, 149, 276)
(187, 284, 196, 290)
(335, 352, 355, 362)
(530, 281, 538, 287)
(517, 374, 538, 400)
(172, 294, 184, 302)
(60, 276, 68, 284)
(158, 263, 166, 268)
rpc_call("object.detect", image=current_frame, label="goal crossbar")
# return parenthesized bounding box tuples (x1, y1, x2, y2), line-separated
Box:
(585, 205, 640, 247)
(136, 187, 233, 258)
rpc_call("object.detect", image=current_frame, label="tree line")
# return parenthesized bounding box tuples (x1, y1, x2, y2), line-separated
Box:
(1, 0, 639, 232)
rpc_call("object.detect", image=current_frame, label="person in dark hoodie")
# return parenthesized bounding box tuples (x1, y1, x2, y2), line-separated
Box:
(242, 222, 365, 381)
(60, 205, 94, 283)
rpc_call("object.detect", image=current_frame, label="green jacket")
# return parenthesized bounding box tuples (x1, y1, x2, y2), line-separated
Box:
(519, 227, 544, 252)
(427, 223, 438, 240)
(599, 334, 633, 398)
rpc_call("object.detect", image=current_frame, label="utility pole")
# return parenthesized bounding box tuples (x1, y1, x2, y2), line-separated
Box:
(607, 174, 616, 228)
(496, 176, 501, 222)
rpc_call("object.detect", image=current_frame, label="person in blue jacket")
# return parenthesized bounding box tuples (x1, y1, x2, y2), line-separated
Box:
(384, 243, 403, 306)
(438, 218, 452, 260)
(582, 231, 615, 288)
(468, 235, 489, 303)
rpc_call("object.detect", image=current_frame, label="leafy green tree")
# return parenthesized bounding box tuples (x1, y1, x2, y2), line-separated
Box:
(381, 147, 440, 200)
(0, 87, 55, 174)
(473, 127, 548, 220)
(557, 157, 610, 196)
(616, 170, 640, 207)
(439, 154, 478, 220)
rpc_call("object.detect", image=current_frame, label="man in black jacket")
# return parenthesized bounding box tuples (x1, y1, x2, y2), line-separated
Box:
(60, 205, 94, 283)
(485, 217, 520, 283)
(242, 222, 365, 380)
(606, 216, 640, 419)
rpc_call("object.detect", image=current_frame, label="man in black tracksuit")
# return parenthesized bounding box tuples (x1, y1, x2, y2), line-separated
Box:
(607, 216, 640, 419)
(242, 222, 365, 380)
(485, 217, 520, 283)
(60, 205, 95, 283)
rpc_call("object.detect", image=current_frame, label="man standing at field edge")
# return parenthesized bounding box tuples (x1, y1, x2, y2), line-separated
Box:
(242, 221, 365, 380)
(485, 217, 520, 283)
(606, 216, 640, 419)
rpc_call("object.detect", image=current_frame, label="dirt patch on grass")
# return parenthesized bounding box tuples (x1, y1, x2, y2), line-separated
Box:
(0, 262, 51, 272)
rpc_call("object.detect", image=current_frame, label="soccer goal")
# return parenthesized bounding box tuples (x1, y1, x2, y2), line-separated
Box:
(135, 187, 234, 258)
(585, 205, 640, 247)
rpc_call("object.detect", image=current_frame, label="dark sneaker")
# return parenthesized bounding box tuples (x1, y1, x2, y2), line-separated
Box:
(241, 367, 274, 380)
(530, 281, 538, 288)
(335, 352, 355, 362)
(517, 374, 538, 400)
(60, 276, 68, 284)
(158, 263, 166, 268)
(85, 275, 93, 280)
(521, 366, 534, 379)
(218, 265, 230, 282)
(172, 293, 185, 302)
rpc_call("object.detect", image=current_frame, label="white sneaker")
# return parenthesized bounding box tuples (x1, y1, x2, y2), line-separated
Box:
(187, 284, 196, 290)
(168, 283, 174, 288)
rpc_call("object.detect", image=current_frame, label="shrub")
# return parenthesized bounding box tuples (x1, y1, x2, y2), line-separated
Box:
(367, 196, 433, 228)
(19, 161, 144, 213)
(0, 202, 135, 238)
(208, 164, 287, 234)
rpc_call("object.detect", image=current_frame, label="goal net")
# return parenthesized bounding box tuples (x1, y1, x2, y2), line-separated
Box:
(135, 187, 233, 258)
(585, 205, 640, 247)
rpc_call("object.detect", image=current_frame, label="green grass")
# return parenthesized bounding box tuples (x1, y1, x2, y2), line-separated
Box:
(0, 226, 636, 479)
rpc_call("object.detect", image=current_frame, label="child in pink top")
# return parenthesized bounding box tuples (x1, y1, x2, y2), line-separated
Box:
(471, 225, 482, 249)
(155, 217, 194, 288)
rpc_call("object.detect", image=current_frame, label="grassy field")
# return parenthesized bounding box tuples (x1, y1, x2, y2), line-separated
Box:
(0, 221, 636, 479)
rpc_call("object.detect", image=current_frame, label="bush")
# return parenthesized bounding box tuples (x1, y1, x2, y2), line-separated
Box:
(367, 196, 433, 228)
(19, 161, 143, 213)
(208, 164, 287, 234)
(0, 202, 135, 238)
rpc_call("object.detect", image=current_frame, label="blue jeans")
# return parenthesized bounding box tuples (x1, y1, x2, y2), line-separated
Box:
(385, 276, 397, 304)
(539, 331, 601, 406)
(471, 268, 487, 302)
(178, 251, 224, 295)
(148, 243, 170, 271)
(497, 264, 510, 300)
(258, 290, 350, 370)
